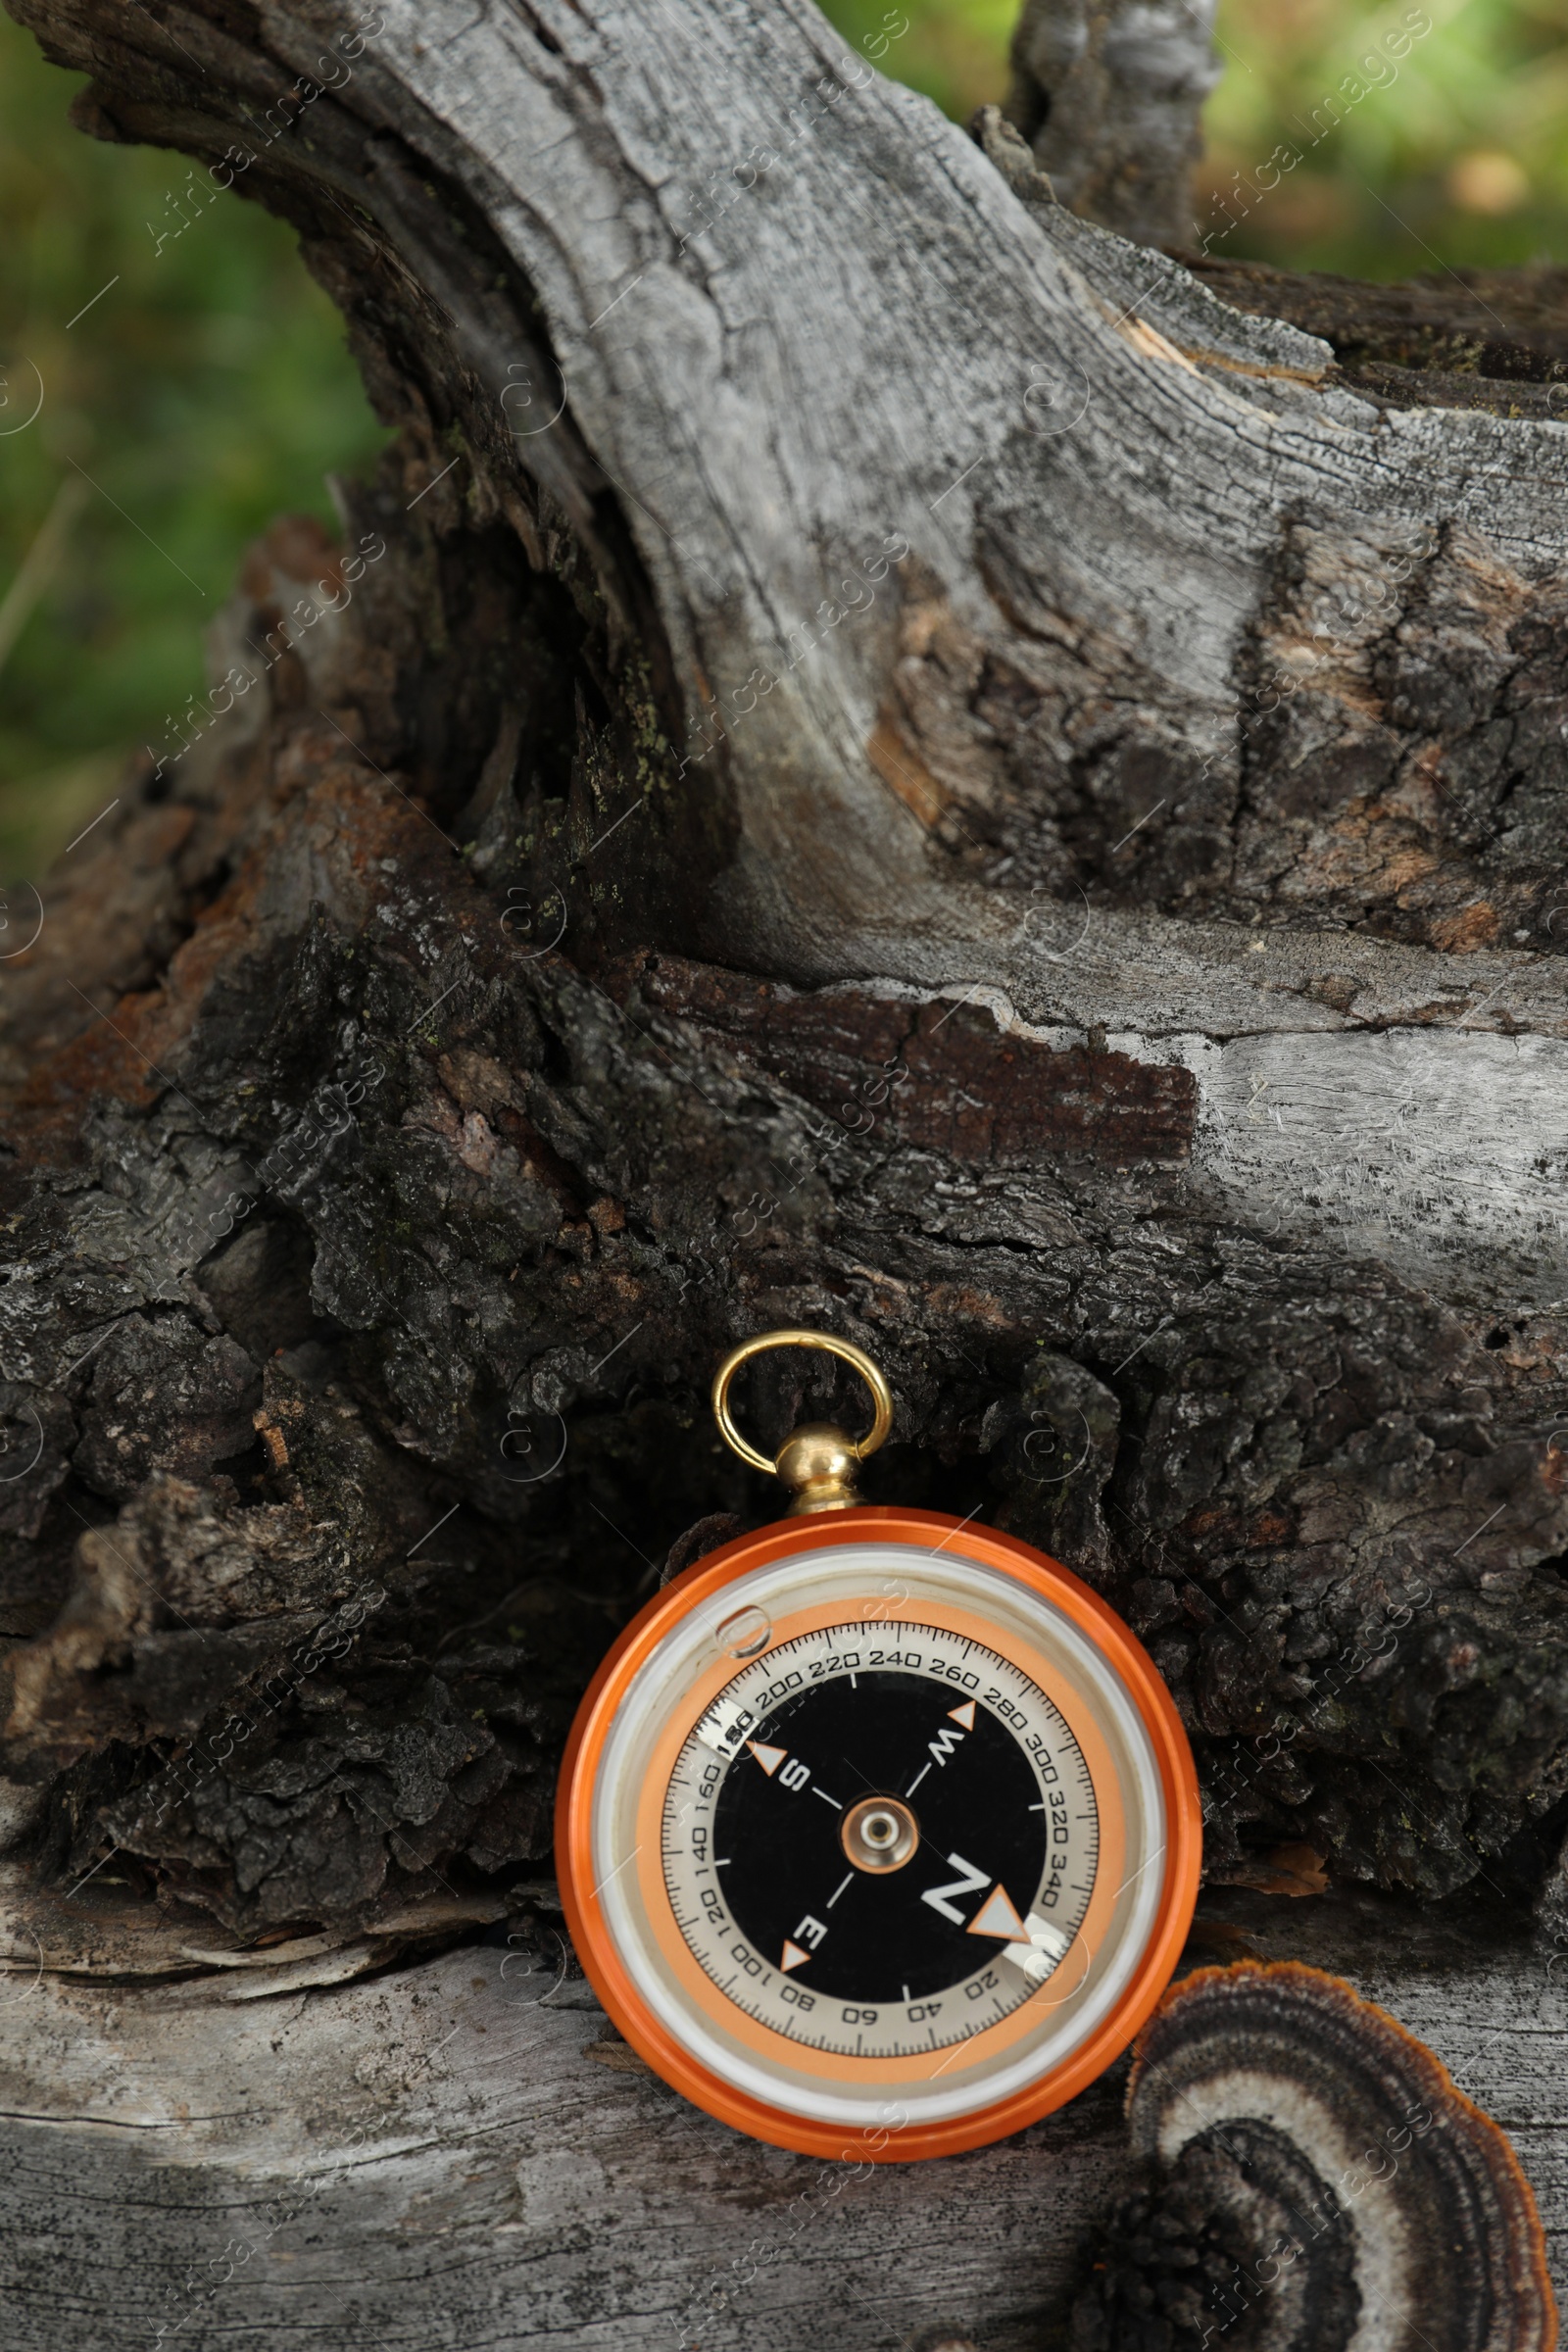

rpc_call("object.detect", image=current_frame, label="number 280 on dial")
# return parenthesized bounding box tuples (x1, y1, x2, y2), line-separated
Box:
(558, 1507, 1200, 2161)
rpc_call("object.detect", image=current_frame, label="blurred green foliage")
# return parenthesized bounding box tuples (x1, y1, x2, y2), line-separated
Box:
(1197, 0, 1568, 277)
(825, 0, 1019, 114)
(823, 0, 1568, 272)
(1, 1, 1562, 876)
(0, 21, 389, 878)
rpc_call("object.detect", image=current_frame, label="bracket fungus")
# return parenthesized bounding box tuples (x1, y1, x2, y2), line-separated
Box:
(1070, 1961, 1555, 2352)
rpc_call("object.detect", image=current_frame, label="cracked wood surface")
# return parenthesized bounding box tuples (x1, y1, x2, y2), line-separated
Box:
(0, 1888, 1562, 2350)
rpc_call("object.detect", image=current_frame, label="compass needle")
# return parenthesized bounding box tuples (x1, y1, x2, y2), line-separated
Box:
(559, 1326, 1200, 2159)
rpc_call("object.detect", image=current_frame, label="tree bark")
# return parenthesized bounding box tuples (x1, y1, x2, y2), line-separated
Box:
(3, 0, 1568, 2339)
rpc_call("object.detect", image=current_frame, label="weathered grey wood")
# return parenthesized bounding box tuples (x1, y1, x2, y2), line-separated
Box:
(270, 0, 1568, 1027)
(18, 0, 1568, 1043)
(0, 1890, 1560, 2351)
(0, 1931, 1128, 2352)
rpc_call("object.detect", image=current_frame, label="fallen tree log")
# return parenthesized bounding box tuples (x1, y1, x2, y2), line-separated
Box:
(0, 1880, 1560, 2351)
(2, 0, 1568, 2339)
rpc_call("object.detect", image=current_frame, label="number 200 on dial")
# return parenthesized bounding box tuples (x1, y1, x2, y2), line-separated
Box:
(557, 1507, 1201, 2161)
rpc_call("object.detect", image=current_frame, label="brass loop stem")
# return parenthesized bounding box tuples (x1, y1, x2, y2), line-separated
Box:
(710, 1329, 894, 1479)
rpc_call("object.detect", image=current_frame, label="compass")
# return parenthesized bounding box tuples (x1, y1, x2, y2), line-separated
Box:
(557, 1330, 1200, 2161)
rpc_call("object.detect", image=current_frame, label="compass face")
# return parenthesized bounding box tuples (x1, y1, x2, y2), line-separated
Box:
(558, 1512, 1200, 2162)
(664, 1637, 1098, 2050)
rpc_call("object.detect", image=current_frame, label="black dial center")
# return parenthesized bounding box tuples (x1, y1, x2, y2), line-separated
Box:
(712, 1670, 1050, 2003)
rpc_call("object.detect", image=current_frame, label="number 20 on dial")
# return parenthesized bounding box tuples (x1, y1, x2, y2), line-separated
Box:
(557, 1332, 1201, 2161)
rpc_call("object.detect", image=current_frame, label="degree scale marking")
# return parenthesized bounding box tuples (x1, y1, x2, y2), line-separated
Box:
(660, 1620, 1101, 2060)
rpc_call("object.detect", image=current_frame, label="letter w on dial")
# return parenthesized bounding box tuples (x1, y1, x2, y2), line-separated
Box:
(920, 1852, 990, 1925)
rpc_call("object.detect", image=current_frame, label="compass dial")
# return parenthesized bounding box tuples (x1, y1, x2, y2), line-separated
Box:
(558, 1513, 1200, 2162)
(662, 1632, 1098, 2054)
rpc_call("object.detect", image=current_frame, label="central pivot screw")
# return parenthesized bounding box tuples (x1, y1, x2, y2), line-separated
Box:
(842, 1793, 919, 1875)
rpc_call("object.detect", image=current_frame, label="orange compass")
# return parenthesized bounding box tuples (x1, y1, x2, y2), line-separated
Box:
(557, 1330, 1201, 2162)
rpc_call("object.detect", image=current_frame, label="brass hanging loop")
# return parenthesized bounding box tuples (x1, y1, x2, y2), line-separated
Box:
(710, 1329, 894, 1514)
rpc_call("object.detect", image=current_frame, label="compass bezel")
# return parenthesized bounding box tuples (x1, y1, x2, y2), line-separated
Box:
(556, 1505, 1201, 2162)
